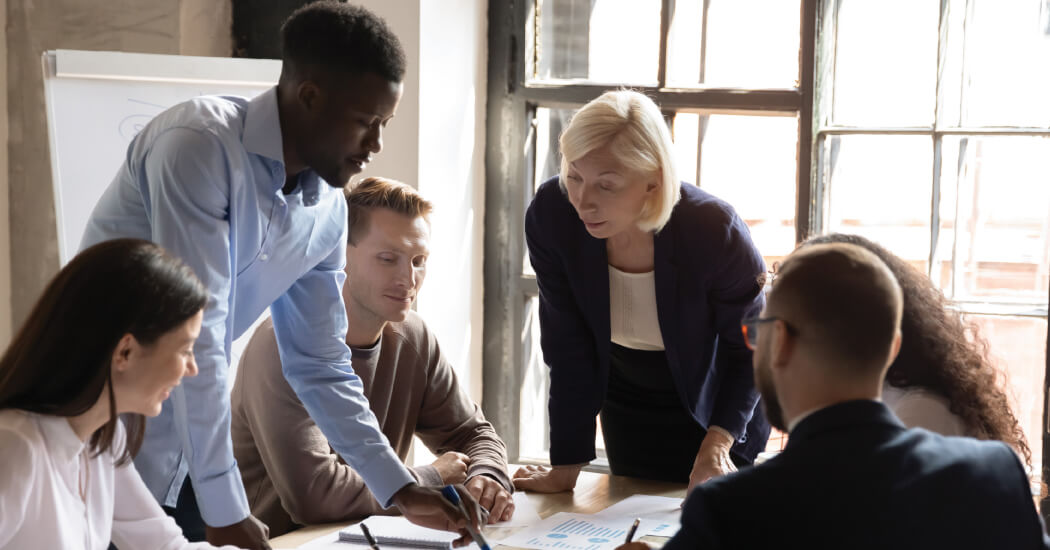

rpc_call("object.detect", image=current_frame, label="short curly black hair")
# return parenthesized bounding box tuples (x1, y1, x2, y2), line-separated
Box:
(280, 1, 405, 83)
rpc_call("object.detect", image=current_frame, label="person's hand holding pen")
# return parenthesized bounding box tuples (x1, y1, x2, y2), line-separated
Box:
(613, 518, 650, 550)
(392, 483, 488, 547)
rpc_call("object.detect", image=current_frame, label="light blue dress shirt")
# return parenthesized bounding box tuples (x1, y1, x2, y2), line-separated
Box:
(80, 87, 415, 527)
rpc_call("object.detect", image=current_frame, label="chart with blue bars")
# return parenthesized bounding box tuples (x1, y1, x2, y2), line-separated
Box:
(523, 518, 629, 550)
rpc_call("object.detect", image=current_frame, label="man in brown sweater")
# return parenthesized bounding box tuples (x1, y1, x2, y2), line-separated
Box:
(231, 177, 513, 537)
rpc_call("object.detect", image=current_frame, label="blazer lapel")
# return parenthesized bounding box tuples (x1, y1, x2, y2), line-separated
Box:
(654, 226, 678, 367)
(581, 231, 611, 352)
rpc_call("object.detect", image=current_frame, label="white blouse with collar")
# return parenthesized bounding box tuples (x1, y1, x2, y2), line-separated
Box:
(0, 409, 234, 550)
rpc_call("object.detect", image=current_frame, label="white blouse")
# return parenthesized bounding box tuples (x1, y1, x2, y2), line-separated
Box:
(608, 266, 665, 351)
(0, 409, 235, 550)
(881, 383, 969, 437)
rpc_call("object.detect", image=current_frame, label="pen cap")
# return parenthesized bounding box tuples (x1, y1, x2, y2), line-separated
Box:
(441, 485, 461, 505)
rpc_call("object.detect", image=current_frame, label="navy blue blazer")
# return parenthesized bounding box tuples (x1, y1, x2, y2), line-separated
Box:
(525, 176, 770, 464)
(665, 400, 1050, 550)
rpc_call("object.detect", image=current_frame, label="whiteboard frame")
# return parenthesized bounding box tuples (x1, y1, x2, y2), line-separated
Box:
(41, 49, 281, 262)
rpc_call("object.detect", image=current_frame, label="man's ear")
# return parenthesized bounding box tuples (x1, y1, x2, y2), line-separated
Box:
(111, 333, 137, 375)
(887, 329, 902, 365)
(297, 80, 323, 114)
(770, 320, 795, 371)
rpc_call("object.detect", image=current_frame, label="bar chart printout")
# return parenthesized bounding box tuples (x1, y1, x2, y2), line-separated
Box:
(497, 513, 633, 550)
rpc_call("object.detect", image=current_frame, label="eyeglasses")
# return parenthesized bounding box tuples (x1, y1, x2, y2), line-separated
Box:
(740, 316, 788, 351)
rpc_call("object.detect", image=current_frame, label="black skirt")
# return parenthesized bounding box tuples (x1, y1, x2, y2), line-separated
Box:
(600, 343, 708, 483)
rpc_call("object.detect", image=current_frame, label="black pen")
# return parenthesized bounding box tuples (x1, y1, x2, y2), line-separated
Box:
(360, 521, 381, 550)
(624, 518, 641, 543)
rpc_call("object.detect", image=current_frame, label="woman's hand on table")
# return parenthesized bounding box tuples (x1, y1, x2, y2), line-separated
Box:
(688, 428, 737, 490)
(512, 464, 582, 493)
(615, 542, 651, 550)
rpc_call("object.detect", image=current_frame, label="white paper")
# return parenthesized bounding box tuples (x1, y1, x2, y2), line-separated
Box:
(491, 491, 543, 528)
(496, 512, 641, 550)
(340, 516, 458, 549)
(295, 530, 347, 549)
(593, 494, 683, 537)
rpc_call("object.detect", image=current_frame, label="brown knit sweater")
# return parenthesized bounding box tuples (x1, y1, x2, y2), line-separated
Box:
(231, 312, 511, 537)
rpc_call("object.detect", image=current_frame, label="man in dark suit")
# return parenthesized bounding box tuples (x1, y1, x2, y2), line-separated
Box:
(624, 242, 1049, 550)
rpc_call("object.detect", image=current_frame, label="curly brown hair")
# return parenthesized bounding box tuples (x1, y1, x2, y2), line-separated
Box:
(802, 233, 1032, 465)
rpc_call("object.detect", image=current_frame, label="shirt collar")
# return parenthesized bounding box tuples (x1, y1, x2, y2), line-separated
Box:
(243, 87, 285, 169)
(243, 86, 325, 206)
(36, 413, 86, 464)
(787, 406, 821, 433)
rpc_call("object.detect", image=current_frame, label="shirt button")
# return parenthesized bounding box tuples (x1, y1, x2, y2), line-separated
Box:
(260, 253, 269, 261)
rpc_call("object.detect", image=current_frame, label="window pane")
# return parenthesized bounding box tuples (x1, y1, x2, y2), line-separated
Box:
(831, 0, 939, 126)
(824, 135, 933, 271)
(520, 296, 551, 460)
(936, 136, 1050, 303)
(525, 106, 578, 277)
(965, 314, 1047, 478)
(673, 113, 798, 266)
(667, 0, 801, 88)
(534, 0, 660, 85)
(533, 106, 574, 191)
(958, 0, 1050, 127)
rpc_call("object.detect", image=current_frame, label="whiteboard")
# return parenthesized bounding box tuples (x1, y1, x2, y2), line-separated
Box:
(42, 49, 282, 264)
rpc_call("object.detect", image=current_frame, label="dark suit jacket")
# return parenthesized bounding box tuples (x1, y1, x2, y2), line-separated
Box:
(525, 176, 770, 464)
(665, 400, 1050, 550)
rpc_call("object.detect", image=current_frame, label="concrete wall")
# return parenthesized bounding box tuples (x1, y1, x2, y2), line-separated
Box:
(0, 0, 9, 347)
(5, 0, 231, 336)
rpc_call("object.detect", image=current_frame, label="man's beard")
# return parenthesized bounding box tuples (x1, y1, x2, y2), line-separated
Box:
(756, 359, 787, 432)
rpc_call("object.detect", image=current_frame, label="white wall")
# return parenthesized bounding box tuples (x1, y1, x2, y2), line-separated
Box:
(357, 0, 488, 402)
(417, 0, 488, 402)
(356, 0, 421, 188)
(355, 1, 488, 466)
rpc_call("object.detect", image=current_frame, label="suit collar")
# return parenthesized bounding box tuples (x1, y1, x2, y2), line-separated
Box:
(786, 400, 905, 450)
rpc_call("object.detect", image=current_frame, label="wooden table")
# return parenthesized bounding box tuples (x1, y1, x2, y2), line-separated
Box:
(270, 470, 687, 549)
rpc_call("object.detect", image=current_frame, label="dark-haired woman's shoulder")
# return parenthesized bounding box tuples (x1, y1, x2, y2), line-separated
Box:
(0, 409, 41, 530)
(0, 408, 39, 442)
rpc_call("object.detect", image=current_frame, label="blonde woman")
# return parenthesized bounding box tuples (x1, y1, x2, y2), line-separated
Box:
(514, 91, 770, 492)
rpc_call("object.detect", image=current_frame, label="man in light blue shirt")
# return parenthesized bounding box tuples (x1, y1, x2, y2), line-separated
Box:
(80, 3, 481, 548)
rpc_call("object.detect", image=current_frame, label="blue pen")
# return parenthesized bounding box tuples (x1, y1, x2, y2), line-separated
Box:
(441, 485, 492, 550)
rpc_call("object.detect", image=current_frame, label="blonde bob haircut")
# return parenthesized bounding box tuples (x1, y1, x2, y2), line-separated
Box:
(559, 90, 680, 232)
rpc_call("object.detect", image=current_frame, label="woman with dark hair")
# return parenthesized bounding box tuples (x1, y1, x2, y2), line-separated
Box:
(803, 233, 1031, 465)
(0, 239, 237, 549)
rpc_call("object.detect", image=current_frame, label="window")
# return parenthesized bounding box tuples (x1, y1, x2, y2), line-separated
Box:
(813, 0, 1050, 481)
(483, 0, 813, 465)
(483, 0, 1050, 487)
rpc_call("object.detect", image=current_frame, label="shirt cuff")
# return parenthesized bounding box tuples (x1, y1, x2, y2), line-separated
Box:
(353, 447, 418, 508)
(193, 465, 250, 527)
(411, 464, 444, 487)
(467, 465, 514, 494)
